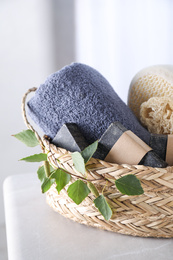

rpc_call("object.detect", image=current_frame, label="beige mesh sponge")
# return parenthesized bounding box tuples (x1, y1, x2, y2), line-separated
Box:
(140, 97, 173, 134)
(128, 65, 173, 119)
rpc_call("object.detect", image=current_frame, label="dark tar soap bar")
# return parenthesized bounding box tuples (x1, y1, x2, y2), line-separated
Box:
(139, 150, 167, 168)
(94, 121, 126, 159)
(149, 134, 167, 161)
(52, 123, 88, 152)
(94, 121, 167, 168)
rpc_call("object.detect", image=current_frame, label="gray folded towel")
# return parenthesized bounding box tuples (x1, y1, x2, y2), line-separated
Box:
(27, 63, 150, 144)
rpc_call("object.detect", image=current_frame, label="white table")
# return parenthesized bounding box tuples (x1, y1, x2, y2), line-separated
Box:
(3, 173, 173, 260)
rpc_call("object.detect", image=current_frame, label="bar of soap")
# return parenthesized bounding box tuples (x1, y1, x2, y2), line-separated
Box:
(94, 122, 167, 168)
(149, 133, 173, 166)
(138, 151, 167, 168)
(94, 122, 127, 160)
(149, 134, 167, 161)
(52, 123, 88, 152)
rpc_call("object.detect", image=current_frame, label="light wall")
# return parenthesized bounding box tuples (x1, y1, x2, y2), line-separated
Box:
(0, 0, 75, 225)
(75, 0, 173, 102)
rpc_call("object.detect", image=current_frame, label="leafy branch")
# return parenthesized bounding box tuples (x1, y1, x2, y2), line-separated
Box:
(13, 129, 144, 220)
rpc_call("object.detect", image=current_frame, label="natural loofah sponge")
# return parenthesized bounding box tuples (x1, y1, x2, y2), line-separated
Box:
(128, 65, 173, 119)
(140, 96, 173, 134)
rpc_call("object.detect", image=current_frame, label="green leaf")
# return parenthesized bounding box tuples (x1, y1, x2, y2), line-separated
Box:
(67, 180, 90, 205)
(41, 177, 55, 193)
(20, 153, 47, 162)
(13, 130, 39, 147)
(51, 169, 71, 193)
(115, 174, 144, 196)
(94, 195, 112, 221)
(81, 140, 98, 163)
(37, 165, 46, 183)
(49, 164, 55, 172)
(71, 152, 85, 175)
(87, 182, 99, 197)
(37, 165, 55, 193)
(37, 164, 55, 182)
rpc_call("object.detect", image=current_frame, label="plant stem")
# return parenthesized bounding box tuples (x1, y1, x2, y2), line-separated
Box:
(50, 151, 114, 184)
(87, 182, 99, 197)
(44, 160, 50, 177)
(102, 180, 108, 194)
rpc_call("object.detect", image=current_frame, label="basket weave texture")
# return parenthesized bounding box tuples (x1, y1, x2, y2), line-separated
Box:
(22, 88, 173, 238)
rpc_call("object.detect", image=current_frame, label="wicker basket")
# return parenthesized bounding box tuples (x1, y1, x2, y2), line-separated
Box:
(22, 88, 173, 238)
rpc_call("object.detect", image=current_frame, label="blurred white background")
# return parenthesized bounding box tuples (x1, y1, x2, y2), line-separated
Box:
(1, 0, 173, 258)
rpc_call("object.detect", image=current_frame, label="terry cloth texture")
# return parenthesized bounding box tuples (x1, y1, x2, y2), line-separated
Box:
(27, 63, 150, 144)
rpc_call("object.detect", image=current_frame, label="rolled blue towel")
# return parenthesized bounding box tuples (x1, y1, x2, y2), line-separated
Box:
(27, 63, 150, 144)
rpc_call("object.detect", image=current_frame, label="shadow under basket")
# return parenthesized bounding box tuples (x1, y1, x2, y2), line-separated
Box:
(23, 88, 173, 238)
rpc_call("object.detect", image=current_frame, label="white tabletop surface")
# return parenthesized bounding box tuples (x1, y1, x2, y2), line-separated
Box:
(3, 173, 173, 260)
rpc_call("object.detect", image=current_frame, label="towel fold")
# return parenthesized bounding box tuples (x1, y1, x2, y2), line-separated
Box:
(27, 63, 150, 144)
